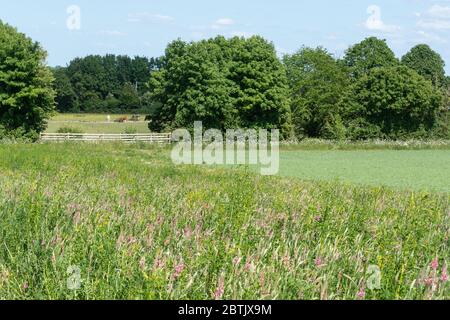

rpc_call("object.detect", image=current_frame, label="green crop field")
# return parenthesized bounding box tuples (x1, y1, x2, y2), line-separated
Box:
(0, 143, 448, 300)
(277, 150, 450, 193)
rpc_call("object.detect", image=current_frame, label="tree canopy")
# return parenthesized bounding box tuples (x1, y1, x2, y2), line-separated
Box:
(53, 55, 161, 113)
(147, 36, 292, 136)
(342, 37, 398, 80)
(341, 65, 443, 139)
(283, 47, 350, 138)
(0, 20, 55, 139)
(401, 44, 446, 88)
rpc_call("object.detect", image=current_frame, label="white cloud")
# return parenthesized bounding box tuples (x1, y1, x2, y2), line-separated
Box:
(417, 4, 450, 30)
(215, 18, 234, 26)
(417, 19, 450, 30)
(427, 4, 450, 19)
(416, 30, 447, 44)
(128, 13, 175, 23)
(98, 30, 127, 37)
(211, 18, 235, 30)
(364, 5, 400, 33)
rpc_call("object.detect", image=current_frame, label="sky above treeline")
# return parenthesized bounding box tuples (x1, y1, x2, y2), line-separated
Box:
(1, 0, 450, 74)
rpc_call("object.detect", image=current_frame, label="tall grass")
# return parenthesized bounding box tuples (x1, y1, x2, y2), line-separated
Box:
(0, 143, 448, 299)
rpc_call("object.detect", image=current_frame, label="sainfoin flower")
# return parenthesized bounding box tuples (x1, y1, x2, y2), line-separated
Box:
(214, 277, 225, 300)
(314, 258, 323, 267)
(424, 277, 434, 287)
(173, 262, 185, 279)
(430, 258, 439, 271)
(357, 288, 366, 299)
(441, 265, 448, 282)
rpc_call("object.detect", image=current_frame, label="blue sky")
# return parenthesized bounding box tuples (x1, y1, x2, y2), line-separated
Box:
(1, 0, 450, 73)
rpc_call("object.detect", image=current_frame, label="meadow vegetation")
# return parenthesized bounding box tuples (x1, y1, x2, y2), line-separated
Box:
(0, 143, 448, 299)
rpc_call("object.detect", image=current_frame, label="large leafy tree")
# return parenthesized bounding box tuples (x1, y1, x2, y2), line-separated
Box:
(402, 44, 446, 88)
(283, 47, 350, 137)
(342, 37, 398, 80)
(148, 36, 292, 135)
(229, 36, 292, 133)
(342, 65, 443, 139)
(0, 20, 55, 137)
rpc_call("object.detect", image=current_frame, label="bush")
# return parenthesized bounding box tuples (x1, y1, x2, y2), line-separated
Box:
(0, 125, 36, 143)
(123, 126, 138, 134)
(56, 126, 84, 134)
(341, 66, 444, 140)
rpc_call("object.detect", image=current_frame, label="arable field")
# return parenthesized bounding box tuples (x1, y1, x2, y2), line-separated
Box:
(278, 150, 450, 193)
(45, 113, 151, 134)
(0, 143, 448, 300)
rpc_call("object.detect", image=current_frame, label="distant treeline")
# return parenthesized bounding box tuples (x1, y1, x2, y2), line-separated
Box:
(1, 17, 450, 141)
(52, 55, 162, 113)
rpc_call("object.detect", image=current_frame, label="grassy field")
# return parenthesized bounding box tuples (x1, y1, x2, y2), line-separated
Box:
(50, 113, 146, 122)
(278, 150, 450, 193)
(45, 113, 151, 134)
(0, 142, 448, 300)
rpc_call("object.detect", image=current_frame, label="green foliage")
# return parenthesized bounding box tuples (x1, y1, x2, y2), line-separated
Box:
(119, 83, 141, 110)
(148, 36, 292, 136)
(123, 126, 138, 134)
(283, 47, 350, 138)
(0, 20, 55, 138)
(56, 126, 84, 134)
(402, 44, 446, 88)
(53, 55, 161, 113)
(341, 66, 444, 139)
(52, 67, 79, 112)
(342, 37, 398, 80)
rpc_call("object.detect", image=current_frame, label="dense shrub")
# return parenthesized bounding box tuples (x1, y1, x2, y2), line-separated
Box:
(56, 126, 84, 134)
(283, 47, 350, 138)
(340, 66, 444, 140)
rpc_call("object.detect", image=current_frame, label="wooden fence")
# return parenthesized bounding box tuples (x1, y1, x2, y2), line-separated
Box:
(40, 133, 172, 144)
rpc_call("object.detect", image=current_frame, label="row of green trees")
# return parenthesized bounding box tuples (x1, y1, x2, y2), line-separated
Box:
(52, 55, 162, 113)
(284, 38, 449, 139)
(149, 36, 449, 139)
(1, 19, 449, 140)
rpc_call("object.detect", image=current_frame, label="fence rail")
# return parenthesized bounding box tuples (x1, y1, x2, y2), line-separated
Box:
(40, 133, 172, 143)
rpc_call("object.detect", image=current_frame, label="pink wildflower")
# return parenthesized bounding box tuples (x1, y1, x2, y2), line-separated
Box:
(357, 288, 366, 299)
(214, 277, 225, 300)
(314, 258, 323, 267)
(441, 265, 448, 282)
(173, 262, 185, 279)
(424, 277, 434, 287)
(430, 258, 439, 271)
